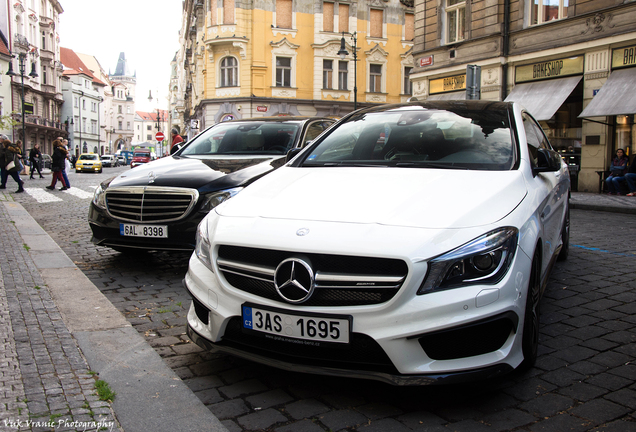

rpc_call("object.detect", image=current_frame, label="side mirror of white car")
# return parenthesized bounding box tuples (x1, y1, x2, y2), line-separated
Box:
(533, 148, 562, 175)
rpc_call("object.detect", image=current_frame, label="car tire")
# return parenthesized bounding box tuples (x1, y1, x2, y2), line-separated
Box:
(520, 248, 541, 370)
(557, 202, 569, 262)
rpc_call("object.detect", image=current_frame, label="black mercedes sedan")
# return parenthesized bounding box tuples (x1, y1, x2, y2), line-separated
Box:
(88, 116, 336, 251)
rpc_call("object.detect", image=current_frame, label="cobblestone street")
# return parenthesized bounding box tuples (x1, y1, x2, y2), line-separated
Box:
(3, 167, 636, 431)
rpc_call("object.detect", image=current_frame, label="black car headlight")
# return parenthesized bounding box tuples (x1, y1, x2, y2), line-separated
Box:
(418, 227, 518, 295)
(199, 187, 243, 213)
(93, 184, 106, 209)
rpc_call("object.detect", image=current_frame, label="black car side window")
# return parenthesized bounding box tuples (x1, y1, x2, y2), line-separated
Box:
(304, 122, 329, 147)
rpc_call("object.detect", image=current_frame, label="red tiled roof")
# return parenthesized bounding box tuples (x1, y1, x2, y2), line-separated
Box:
(0, 38, 9, 57)
(60, 47, 106, 86)
(136, 110, 169, 122)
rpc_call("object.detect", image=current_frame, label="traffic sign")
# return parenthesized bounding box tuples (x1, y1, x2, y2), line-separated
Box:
(155, 132, 165, 142)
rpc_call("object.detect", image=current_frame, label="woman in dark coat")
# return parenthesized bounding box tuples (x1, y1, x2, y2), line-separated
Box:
(46, 140, 68, 190)
(29, 143, 44, 179)
(0, 138, 25, 193)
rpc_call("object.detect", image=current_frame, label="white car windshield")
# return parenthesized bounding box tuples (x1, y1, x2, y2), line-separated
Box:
(303, 107, 515, 171)
(180, 122, 300, 156)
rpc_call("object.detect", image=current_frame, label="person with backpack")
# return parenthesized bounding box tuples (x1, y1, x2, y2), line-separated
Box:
(0, 137, 25, 193)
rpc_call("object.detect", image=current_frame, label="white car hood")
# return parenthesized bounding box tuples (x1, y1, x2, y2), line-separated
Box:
(217, 167, 527, 229)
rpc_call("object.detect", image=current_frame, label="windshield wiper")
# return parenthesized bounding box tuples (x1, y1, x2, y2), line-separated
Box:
(395, 162, 469, 170)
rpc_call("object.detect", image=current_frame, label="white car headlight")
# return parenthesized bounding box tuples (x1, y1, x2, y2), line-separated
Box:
(195, 218, 214, 272)
(199, 187, 243, 213)
(418, 227, 518, 295)
(93, 184, 106, 209)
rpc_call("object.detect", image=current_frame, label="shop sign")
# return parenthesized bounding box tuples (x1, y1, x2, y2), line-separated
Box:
(256, 106, 268, 112)
(419, 56, 433, 67)
(515, 56, 583, 83)
(429, 74, 466, 94)
(612, 46, 636, 69)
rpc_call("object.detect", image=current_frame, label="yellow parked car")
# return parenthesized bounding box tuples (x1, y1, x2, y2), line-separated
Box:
(75, 153, 103, 173)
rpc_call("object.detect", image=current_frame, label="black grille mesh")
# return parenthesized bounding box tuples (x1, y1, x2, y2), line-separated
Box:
(220, 317, 398, 373)
(218, 245, 408, 306)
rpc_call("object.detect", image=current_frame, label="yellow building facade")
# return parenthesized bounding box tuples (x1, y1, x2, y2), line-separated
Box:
(172, 0, 416, 137)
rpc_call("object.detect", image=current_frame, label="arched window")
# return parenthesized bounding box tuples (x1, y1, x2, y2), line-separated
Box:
(220, 57, 238, 87)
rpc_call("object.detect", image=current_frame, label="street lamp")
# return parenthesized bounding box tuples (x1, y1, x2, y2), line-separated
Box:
(337, 31, 357, 110)
(6, 52, 38, 157)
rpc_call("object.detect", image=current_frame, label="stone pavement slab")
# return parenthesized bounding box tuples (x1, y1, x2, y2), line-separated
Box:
(0, 200, 228, 432)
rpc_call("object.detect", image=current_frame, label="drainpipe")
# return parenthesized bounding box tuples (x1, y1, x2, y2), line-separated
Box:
(501, 0, 510, 100)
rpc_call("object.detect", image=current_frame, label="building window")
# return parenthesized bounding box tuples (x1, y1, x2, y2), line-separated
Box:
(74, 116, 79, 131)
(404, 67, 412, 95)
(118, 120, 123, 130)
(370, 64, 382, 93)
(531, 0, 568, 25)
(323, 2, 334, 32)
(223, 0, 234, 24)
(370, 9, 383, 38)
(147, 125, 152, 131)
(323, 60, 333, 89)
(41, 31, 46, 49)
(74, 97, 78, 108)
(339, 3, 349, 33)
(276, 57, 292, 87)
(276, 0, 292, 28)
(405, 13, 414, 41)
(446, 0, 465, 44)
(338, 61, 348, 90)
(147, 134, 152, 141)
(127, 122, 131, 130)
(118, 105, 122, 114)
(220, 57, 238, 87)
(41, 66, 47, 85)
(91, 120, 97, 134)
(82, 100, 86, 110)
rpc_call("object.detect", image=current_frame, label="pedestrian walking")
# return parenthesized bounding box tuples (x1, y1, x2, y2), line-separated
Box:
(46, 140, 68, 191)
(61, 138, 71, 188)
(29, 143, 45, 179)
(0, 137, 25, 193)
(606, 148, 628, 195)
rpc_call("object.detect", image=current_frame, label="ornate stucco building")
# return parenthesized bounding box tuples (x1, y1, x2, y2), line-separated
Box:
(109, 52, 136, 152)
(4, 0, 66, 156)
(171, 0, 417, 139)
(410, 0, 636, 193)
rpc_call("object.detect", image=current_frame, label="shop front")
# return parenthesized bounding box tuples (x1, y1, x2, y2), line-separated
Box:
(505, 56, 584, 190)
(579, 45, 636, 168)
(427, 73, 467, 100)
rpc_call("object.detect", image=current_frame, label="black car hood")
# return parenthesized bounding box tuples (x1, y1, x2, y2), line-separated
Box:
(106, 155, 286, 192)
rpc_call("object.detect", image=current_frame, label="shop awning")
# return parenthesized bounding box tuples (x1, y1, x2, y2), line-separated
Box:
(427, 92, 466, 101)
(504, 76, 582, 121)
(579, 68, 636, 118)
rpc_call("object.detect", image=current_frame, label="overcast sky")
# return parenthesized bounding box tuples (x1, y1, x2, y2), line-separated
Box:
(58, 0, 182, 112)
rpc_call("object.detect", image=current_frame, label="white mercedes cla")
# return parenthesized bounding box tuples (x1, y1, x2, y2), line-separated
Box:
(184, 101, 570, 385)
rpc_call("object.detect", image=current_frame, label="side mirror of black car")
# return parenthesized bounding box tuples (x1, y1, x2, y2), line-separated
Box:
(286, 147, 302, 162)
(533, 148, 562, 175)
(170, 143, 184, 155)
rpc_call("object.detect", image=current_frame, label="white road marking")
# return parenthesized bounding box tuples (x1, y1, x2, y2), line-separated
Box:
(24, 188, 63, 203)
(63, 187, 94, 199)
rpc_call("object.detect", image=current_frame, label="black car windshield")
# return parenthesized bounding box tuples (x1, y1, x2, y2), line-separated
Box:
(303, 107, 514, 170)
(180, 122, 300, 156)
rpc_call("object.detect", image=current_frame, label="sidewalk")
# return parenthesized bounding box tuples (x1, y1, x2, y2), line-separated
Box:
(0, 190, 632, 431)
(0, 197, 227, 431)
